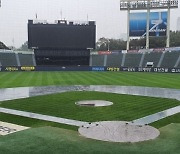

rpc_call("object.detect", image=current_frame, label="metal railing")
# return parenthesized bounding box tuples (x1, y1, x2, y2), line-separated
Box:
(120, 0, 178, 10)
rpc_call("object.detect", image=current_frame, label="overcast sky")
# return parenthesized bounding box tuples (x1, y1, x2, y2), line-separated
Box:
(0, 0, 180, 48)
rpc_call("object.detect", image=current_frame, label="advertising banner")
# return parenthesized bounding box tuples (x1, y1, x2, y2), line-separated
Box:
(130, 12, 167, 37)
(91, 67, 105, 71)
(106, 67, 120, 72)
(0, 66, 179, 73)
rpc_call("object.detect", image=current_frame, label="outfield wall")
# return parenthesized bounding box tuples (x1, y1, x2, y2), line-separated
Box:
(0, 66, 180, 73)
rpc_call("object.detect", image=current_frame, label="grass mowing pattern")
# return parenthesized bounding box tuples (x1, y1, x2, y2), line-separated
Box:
(0, 72, 180, 88)
(0, 91, 179, 123)
(0, 113, 78, 130)
(151, 113, 180, 128)
(0, 72, 179, 153)
(0, 124, 180, 154)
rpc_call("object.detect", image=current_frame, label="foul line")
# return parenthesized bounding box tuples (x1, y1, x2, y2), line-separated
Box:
(133, 106, 180, 125)
(0, 107, 88, 127)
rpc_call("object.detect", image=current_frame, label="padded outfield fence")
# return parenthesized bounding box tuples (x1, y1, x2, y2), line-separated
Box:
(0, 66, 180, 73)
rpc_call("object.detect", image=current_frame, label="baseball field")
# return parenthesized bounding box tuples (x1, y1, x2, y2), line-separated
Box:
(0, 71, 179, 154)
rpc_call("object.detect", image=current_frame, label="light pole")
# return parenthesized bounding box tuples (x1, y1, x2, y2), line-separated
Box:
(166, 1, 171, 47)
(146, 0, 150, 49)
(126, 0, 130, 50)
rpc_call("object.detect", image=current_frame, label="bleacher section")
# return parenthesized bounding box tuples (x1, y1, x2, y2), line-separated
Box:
(1, 50, 180, 69)
(161, 51, 180, 68)
(0, 50, 35, 67)
(106, 53, 123, 67)
(124, 53, 142, 67)
(142, 52, 162, 67)
(18, 53, 35, 66)
(91, 51, 180, 68)
(91, 55, 105, 66)
(0, 52, 18, 66)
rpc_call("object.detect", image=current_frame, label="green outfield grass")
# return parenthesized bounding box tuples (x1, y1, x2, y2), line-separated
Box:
(0, 71, 180, 88)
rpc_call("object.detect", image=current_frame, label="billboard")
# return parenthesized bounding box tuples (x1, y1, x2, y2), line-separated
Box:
(130, 12, 167, 37)
(28, 21, 96, 50)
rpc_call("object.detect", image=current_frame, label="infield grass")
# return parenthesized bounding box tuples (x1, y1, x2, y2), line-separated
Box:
(0, 91, 179, 127)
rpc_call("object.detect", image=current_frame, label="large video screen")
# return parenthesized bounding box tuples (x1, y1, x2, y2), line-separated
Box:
(28, 22, 96, 49)
(130, 12, 167, 37)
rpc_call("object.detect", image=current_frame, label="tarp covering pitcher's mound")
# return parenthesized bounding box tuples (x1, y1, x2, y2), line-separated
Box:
(75, 100, 113, 107)
(79, 121, 160, 143)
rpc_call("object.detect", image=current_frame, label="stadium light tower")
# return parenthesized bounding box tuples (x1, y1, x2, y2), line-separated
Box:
(120, 0, 178, 50)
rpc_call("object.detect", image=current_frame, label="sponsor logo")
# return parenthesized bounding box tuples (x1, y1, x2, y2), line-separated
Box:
(92, 67, 105, 71)
(138, 67, 152, 72)
(154, 68, 169, 73)
(153, 48, 165, 52)
(171, 68, 180, 73)
(90, 52, 98, 55)
(128, 68, 136, 72)
(127, 50, 139, 53)
(21, 66, 35, 71)
(107, 67, 120, 72)
(121, 67, 136, 72)
(5, 67, 19, 71)
(150, 29, 166, 32)
(98, 51, 112, 55)
(111, 51, 120, 54)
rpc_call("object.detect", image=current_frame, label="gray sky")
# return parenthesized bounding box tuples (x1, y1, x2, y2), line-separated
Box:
(0, 0, 180, 48)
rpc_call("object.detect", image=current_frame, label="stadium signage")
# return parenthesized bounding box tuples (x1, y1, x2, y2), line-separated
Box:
(138, 67, 152, 72)
(28, 20, 96, 50)
(92, 67, 105, 71)
(120, 67, 180, 73)
(122, 50, 127, 53)
(0, 66, 179, 73)
(127, 50, 139, 53)
(107, 67, 120, 72)
(130, 12, 167, 37)
(21, 66, 35, 71)
(98, 51, 112, 55)
(5, 67, 19, 71)
(90, 51, 99, 55)
(165, 47, 180, 52)
(171, 68, 180, 73)
(111, 51, 120, 54)
(121, 67, 136, 72)
(153, 48, 165, 52)
(154, 68, 169, 73)
(128, 68, 136, 72)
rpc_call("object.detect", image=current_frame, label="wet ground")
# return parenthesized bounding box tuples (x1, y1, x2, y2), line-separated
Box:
(0, 86, 180, 125)
(0, 85, 180, 102)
